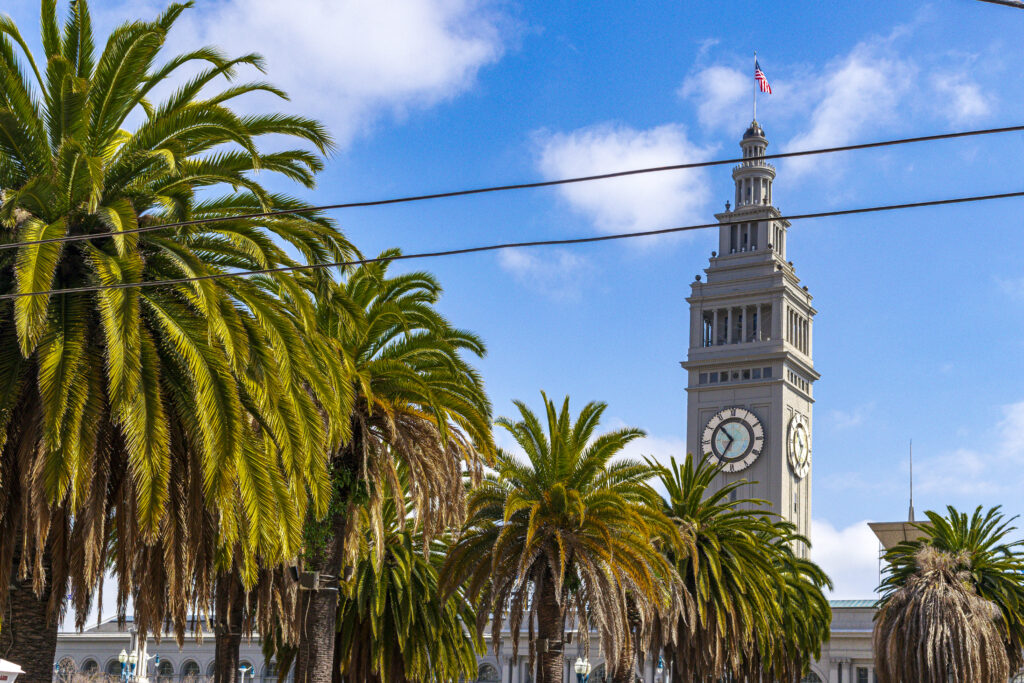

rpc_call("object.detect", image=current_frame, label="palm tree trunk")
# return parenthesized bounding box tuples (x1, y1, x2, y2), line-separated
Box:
(294, 575, 341, 683)
(294, 497, 348, 683)
(213, 572, 244, 683)
(5, 546, 57, 683)
(536, 571, 564, 683)
(610, 633, 636, 683)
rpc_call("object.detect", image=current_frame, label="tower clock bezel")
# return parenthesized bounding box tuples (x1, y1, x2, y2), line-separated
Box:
(701, 407, 765, 473)
(787, 414, 811, 479)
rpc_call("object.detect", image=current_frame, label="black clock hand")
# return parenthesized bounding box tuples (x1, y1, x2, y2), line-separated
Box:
(724, 427, 735, 454)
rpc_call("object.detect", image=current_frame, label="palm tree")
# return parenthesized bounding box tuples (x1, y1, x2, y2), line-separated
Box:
(286, 253, 493, 681)
(444, 393, 679, 683)
(875, 546, 1010, 683)
(650, 454, 831, 683)
(0, 1, 352, 675)
(288, 477, 482, 683)
(874, 505, 1024, 683)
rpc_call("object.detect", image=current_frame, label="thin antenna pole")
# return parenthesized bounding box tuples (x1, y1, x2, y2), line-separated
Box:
(753, 51, 757, 121)
(908, 439, 915, 522)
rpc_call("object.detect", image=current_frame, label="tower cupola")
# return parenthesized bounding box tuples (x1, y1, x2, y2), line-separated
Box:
(733, 119, 775, 209)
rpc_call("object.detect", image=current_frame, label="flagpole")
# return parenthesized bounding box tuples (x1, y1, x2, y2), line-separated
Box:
(753, 51, 757, 121)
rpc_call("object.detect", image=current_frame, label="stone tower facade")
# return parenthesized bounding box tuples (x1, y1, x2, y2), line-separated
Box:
(683, 120, 818, 549)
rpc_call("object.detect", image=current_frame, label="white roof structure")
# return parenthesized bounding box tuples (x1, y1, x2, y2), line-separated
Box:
(0, 660, 25, 683)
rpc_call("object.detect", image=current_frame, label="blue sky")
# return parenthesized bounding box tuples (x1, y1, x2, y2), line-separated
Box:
(8, 0, 1024, 602)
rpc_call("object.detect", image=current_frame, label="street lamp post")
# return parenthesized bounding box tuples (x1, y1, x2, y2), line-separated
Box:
(574, 657, 591, 683)
(128, 651, 138, 681)
(655, 655, 665, 683)
(239, 665, 254, 683)
(118, 650, 128, 682)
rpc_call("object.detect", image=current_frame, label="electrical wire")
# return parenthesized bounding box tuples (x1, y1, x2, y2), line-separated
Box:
(976, 0, 1024, 8)
(2, 187, 1022, 301)
(1, 123, 1023, 254)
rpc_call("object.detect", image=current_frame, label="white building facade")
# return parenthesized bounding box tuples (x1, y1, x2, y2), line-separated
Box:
(54, 602, 874, 683)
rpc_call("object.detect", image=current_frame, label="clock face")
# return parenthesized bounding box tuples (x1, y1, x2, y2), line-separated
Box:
(787, 414, 811, 479)
(701, 407, 764, 472)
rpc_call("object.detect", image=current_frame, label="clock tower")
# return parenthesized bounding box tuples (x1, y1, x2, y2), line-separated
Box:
(683, 120, 818, 550)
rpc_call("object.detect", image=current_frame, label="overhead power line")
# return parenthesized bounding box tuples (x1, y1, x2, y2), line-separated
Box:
(2, 187, 1023, 301)
(1, 123, 1023, 254)
(976, 0, 1024, 8)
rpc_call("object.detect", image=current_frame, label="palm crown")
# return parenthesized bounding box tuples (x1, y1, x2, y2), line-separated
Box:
(446, 393, 679, 681)
(875, 505, 1024, 681)
(651, 454, 831, 682)
(0, 0, 353, 639)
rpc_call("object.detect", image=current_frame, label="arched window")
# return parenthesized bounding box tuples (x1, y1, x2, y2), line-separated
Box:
(157, 660, 175, 683)
(802, 673, 823, 683)
(476, 663, 501, 682)
(81, 660, 99, 675)
(1011, 673, 1024, 683)
(181, 660, 201, 680)
(106, 660, 123, 676)
(207, 662, 217, 677)
(263, 662, 279, 683)
(55, 657, 76, 683)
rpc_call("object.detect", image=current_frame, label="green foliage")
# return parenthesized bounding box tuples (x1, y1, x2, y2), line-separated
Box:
(876, 505, 1024, 678)
(445, 392, 679, 673)
(650, 454, 832, 682)
(335, 487, 483, 682)
(312, 252, 494, 567)
(0, 0, 353, 640)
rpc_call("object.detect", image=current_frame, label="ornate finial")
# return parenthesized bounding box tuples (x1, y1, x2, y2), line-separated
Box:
(725, 201, 731, 211)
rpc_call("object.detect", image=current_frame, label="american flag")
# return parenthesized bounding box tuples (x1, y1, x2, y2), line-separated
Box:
(754, 59, 772, 94)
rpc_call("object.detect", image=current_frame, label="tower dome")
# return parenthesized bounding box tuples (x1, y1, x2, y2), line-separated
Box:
(732, 120, 775, 209)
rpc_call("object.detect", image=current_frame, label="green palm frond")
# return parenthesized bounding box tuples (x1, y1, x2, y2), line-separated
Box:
(875, 505, 1024, 681)
(446, 393, 680, 680)
(0, 0, 355, 644)
(649, 454, 831, 682)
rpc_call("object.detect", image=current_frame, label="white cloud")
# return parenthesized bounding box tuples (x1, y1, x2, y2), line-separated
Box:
(913, 401, 1024, 496)
(535, 123, 714, 238)
(811, 518, 881, 599)
(784, 44, 915, 177)
(123, 0, 509, 148)
(826, 402, 875, 430)
(916, 448, 1000, 497)
(1000, 401, 1024, 459)
(998, 276, 1024, 302)
(497, 248, 591, 300)
(678, 65, 748, 131)
(933, 73, 992, 124)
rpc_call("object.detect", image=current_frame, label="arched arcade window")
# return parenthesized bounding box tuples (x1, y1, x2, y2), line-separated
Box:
(476, 663, 501, 682)
(156, 660, 174, 683)
(55, 658, 76, 683)
(181, 660, 201, 680)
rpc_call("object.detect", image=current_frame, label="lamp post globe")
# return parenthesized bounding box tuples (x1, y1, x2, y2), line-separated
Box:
(118, 651, 128, 664)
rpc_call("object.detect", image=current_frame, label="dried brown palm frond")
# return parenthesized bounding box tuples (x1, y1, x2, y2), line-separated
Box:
(874, 546, 1010, 683)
